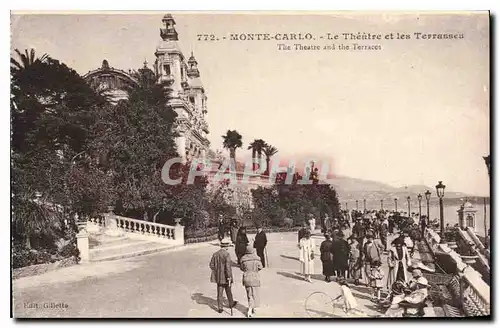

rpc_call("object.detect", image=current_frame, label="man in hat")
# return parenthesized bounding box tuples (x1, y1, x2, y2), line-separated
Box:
(230, 220, 239, 245)
(253, 225, 268, 268)
(380, 216, 389, 252)
(217, 214, 225, 242)
(209, 237, 238, 313)
(352, 216, 366, 254)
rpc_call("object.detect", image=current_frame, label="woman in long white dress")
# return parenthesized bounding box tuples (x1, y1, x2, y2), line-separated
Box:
(299, 230, 316, 282)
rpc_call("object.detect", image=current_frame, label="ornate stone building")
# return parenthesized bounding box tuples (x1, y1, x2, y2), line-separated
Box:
(83, 13, 210, 162)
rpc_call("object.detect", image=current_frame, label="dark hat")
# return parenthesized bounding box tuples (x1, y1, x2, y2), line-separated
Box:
(391, 236, 405, 246)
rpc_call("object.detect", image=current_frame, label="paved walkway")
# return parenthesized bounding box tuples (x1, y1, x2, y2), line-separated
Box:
(13, 231, 395, 318)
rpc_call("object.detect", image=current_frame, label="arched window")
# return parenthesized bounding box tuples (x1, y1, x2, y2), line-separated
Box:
(466, 215, 474, 228)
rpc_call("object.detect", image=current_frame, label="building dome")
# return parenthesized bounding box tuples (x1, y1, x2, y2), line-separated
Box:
(463, 201, 474, 208)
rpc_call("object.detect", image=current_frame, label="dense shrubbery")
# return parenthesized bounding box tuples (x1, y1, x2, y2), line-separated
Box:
(250, 172, 341, 228)
(10, 49, 209, 268)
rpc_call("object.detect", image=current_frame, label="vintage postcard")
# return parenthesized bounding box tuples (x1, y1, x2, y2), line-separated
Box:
(10, 11, 490, 318)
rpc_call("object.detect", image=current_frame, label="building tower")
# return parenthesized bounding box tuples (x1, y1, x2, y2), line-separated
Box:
(154, 14, 210, 162)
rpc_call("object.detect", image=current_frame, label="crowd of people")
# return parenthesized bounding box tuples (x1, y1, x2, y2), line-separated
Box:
(209, 210, 434, 317)
(300, 210, 434, 313)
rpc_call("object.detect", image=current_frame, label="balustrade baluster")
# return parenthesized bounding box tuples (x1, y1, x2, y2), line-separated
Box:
(162, 227, 167, 238)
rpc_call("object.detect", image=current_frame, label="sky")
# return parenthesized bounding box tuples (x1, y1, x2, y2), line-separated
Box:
(10, 12, 490, 196)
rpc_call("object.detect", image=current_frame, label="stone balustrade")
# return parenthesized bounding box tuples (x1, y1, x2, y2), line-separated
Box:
(456, 229, 490, 272)
(113, 215, 184, 246)
(423, 228, 490, 317)
(424, 228, 442, 255)
(466, 228, 489, 261)
(462, 266, 490, 316)
(80, 214, 185, 261)
(87, 216, 106, 233)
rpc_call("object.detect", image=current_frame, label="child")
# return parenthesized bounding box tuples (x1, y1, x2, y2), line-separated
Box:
(368, 260, 384, 301)
(334, 278, 358, 314)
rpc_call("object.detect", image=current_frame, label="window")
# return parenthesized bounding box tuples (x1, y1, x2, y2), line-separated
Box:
(189, 96, 195, 105)
(466, 215, 474, 228)
(164, 64, 171, 75)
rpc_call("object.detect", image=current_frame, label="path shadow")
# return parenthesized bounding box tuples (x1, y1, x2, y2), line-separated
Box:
(350, 284, 371, 294)
(231, 261, 240, 268)
(351, 291, 373, 301)
(292, 272, 329, 282)
(191, 292, 219, 312)
(280, 255, 299, 261)
(364, 303, 387, 314)
(191, 293, 246, 316)
(277, 271, 305, 282)
(304, 307, 336, 318)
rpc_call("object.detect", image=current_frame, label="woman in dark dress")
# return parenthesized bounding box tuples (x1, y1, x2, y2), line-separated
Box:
(331, 230, 350, 279)
(320, 233, 334, 282)
(235, 226, 249, 264)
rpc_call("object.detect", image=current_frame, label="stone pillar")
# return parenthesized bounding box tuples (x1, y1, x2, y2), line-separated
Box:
(172, 55, 182, 96)
(176, 134, 187, 163)
(174, 218, 185, 245)
(104, 211, 123, 237)
(77, 229, 90, 263)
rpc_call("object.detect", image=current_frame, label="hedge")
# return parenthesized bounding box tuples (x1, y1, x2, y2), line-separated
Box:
(184, 226, 301, 244)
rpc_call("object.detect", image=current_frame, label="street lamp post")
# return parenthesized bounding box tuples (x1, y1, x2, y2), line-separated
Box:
(407, 196, 411, 218)
(345, 202, 348, 211)
(425, 190, 431, 226)
(436, 181, 446, 241)
(394, 198, 398, 212)
(356, 200, 359, 211)
(363, 199, 366, 212)
(381, 199, 384, 211)
(417, 194, 422, 221)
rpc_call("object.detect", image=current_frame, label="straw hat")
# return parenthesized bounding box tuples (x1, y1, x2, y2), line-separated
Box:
(416, 276, 429, 287)
(220, 237, 231, 247)
(245, 245, 255, 254)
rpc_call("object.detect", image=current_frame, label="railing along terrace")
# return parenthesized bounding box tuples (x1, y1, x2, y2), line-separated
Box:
(423, 228, 490, 317)
(462, 269, 490, 316)
(88, 216, 106, 227)
(114, 215, 178, 240)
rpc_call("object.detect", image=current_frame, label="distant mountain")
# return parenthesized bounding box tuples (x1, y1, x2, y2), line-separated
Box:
(323, 175, 486, 207)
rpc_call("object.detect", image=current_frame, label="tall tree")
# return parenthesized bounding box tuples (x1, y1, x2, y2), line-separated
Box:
(262, 144, 278, 175)
(247, 139, 266, 171)
(222, 130, 243, 165)
(11, 48, 107, 248)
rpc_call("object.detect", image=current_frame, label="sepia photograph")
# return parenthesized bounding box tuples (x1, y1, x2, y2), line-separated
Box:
(10, 11, 490, 318)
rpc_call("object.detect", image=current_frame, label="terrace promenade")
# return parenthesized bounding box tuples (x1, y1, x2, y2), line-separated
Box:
(13, 231, 395, 318)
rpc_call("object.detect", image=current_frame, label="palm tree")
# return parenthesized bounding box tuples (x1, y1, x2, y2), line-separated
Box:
(263, 144, 278, 175)
(248, 139, 266, 171)
(222, 130, 243, 169)
(11, 48, 49, 72)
